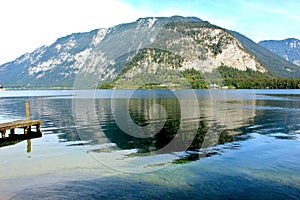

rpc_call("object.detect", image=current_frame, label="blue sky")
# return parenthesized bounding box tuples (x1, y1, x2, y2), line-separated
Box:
(124, 0, 300, 41)
(0, 0, 299, 64)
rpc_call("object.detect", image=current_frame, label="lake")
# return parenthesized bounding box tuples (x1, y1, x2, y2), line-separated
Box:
(0, 89, 300, 199)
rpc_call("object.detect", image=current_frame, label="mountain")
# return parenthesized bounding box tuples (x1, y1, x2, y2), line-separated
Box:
(231, 33, 300, 77)
(259, 38, 300, 66)
(0, 29, 107, 87)
(0, 16, 299, 88)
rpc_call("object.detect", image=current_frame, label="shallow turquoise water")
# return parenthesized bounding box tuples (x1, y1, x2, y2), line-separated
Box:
(0, 89, 300, 199)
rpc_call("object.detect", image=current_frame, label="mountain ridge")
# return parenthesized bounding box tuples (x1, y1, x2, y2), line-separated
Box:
(259, 38, 300, 66)
(1, 16, 299, 88)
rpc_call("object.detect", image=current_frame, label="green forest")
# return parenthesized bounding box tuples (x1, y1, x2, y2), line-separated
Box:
(181, 66, 300, 89)
(99, 65, 300, 89)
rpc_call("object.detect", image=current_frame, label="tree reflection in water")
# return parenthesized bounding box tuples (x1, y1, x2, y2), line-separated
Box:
(101, 95, 241, 163)
(0, 90, 255, 163)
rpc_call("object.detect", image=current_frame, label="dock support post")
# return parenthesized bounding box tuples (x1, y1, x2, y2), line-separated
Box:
(25, 101, 30, 120)
(1, 130, 6, 138)
(9, 129, 15, 137)
(24, 126, 31, 135)
(36, 125, 41, 133)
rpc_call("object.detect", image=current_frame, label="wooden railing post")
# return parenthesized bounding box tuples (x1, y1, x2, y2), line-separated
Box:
(25, 101, 30, 120)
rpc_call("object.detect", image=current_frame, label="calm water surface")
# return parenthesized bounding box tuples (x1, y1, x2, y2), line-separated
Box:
(0, 89, 300, 199)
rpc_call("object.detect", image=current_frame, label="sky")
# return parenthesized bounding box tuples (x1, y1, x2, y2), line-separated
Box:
(0, 0, 300, 65)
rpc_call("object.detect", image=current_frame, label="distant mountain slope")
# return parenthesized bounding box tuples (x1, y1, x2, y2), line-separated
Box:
(232, 32, 300, 77)
(0, 16, 299, 88)
(259, 38, 300, 66)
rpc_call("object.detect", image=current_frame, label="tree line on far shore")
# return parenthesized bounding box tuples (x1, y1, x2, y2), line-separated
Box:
(98, 66, 300, 89)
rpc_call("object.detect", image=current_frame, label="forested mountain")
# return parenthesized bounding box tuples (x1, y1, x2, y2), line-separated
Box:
(0, 16, 299, 88)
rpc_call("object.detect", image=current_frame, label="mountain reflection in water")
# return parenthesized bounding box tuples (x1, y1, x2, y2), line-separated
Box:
(1, 90, 300, 199)
(69, 90, 256, 163)
(0, 90, 258, 164)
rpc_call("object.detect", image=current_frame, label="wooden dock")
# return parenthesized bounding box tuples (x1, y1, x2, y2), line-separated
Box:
(0, 119, 42, 138)
(0, 101, 42, 141)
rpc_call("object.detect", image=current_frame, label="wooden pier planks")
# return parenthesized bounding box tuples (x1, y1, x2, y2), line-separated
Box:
(0, 101, 43, 142)
(0, 120, 42, 131)
(0, 120, 42, 138)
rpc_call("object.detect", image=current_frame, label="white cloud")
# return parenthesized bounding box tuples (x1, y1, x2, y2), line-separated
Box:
(290, 15, 300, 22)
(1, 0, 300, 64)
(0, 0, 144, 64)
